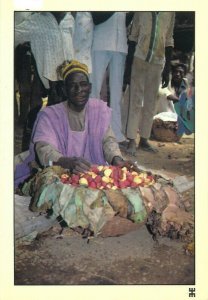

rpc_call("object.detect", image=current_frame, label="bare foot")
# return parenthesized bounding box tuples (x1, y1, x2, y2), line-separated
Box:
(139, 138, 158, 153)
(126, 139, 137, 156)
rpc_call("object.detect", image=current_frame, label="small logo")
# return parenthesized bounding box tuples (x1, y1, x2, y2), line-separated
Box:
(189, 287, 195, 297)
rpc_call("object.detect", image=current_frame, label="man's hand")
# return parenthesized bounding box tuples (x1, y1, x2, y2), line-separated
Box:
(123, 40, 136, 90)
(162, 46, 173, 88)
(112, 156, 125, 167)
(112, 156, 140, 171)
(56, 156, 91, 174)
(167, 94, 179, 103)
(161, 66, 170, 88)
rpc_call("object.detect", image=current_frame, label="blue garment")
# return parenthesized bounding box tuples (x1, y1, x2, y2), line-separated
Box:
(174, 87, 195, 135)
(174, 78, 188, 97)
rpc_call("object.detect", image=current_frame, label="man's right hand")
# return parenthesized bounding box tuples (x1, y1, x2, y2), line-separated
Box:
(167, 94, 179, 103)
(56, 156, 91, 174)
(123, 40, 136, 89)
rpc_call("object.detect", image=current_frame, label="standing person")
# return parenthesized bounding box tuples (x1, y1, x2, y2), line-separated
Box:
(90, 12, 130, 144)
(123, 12, 175, 154)
(14, 12, 33, 127)
(15, 12, 75, 151)
(73, 12, 94, 75)
(15, 12, 75, 106)
(15, 12, 48, 152)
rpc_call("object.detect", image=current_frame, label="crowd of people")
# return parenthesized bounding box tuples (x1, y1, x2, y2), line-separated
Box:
(14, 11, 195, 187)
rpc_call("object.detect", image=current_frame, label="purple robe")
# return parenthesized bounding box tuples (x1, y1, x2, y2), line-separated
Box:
(15, 98, 112, 187)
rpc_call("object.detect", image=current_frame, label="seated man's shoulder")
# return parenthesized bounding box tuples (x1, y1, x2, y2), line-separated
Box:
(88, 98, 111, 115)
(41, 101, 67, 117)
(89, 98, 108, 107)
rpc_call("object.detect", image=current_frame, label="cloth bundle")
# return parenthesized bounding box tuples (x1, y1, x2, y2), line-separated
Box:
(22, 166, 193, 240)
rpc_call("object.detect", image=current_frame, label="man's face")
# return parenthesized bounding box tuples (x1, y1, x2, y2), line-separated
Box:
(172, 67, 185, 84)
(65, 72, 91, 111)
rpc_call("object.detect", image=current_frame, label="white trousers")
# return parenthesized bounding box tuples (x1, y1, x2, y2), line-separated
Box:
(90, 50, 126, 142)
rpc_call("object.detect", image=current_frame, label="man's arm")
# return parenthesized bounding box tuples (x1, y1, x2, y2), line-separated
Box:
(35, 141, 63, 166)
(103, 127, 139, 168)
(91, 12, 115, 25)
(162, 12, 175, 88)
(35, 141, 91, 173)
(126, 12, 134, 27)
(161, 46, 173, 88)
(102, 126, 123, 164)
(123, 12, 139, 88)
(123, 40, 136, 88)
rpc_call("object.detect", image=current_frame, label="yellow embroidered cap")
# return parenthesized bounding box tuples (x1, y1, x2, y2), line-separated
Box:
(57, 60, 89, 81)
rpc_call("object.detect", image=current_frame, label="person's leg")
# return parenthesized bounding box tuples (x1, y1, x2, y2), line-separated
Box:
(121, 84, 130, 138)
(138, 63, 163, 152)
(16, 47, 32, 127)
(30, 56, 47, 110)
(109, 51, 126, 142)
(90, 51, 110, 98)
(22, 57, 47, 152)
(14, 80, 19, 126)
(21, 105, 42, 152)
(125, 57, 146, 154)
(18, 81, 31, 126)
(100, 67, 110, 103)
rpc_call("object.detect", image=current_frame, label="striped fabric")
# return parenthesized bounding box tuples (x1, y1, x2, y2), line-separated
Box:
(129, 12, 175, 65)
(73, 12, 93, 73)
(15, 12, 75, 88)
(145, 12, 159, 63)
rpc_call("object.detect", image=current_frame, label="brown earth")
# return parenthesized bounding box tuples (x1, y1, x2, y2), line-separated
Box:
(14, 130, 194, 285)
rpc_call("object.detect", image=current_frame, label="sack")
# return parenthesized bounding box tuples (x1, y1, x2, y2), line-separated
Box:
(152, 118, 181, 142)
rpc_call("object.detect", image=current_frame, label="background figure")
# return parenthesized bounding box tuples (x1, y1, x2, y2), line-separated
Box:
(123, 12, 175, 154)
(15, 12, 74, 151)
(15, 42, 33, 127)
(14, 12, 48, 152)
(172, 12, 195, 71)
(155, 63, 188, 114)
(14, 12, 34, 127)
(90, 12, 130, 143)
(174, 67, 195, 136)
(100, 67, 110, 104)
(15, 43, 47, 122)
(15, 12, 75, 106)
(73, 12, 93, 75)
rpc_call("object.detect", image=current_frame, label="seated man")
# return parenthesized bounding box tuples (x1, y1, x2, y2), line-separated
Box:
(154, 63, 194, 136)
(15, 60, 128, 188)
(155, 63, 189, 115)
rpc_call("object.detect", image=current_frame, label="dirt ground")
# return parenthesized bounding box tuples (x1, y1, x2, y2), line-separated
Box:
(14, 129, 194, 285)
